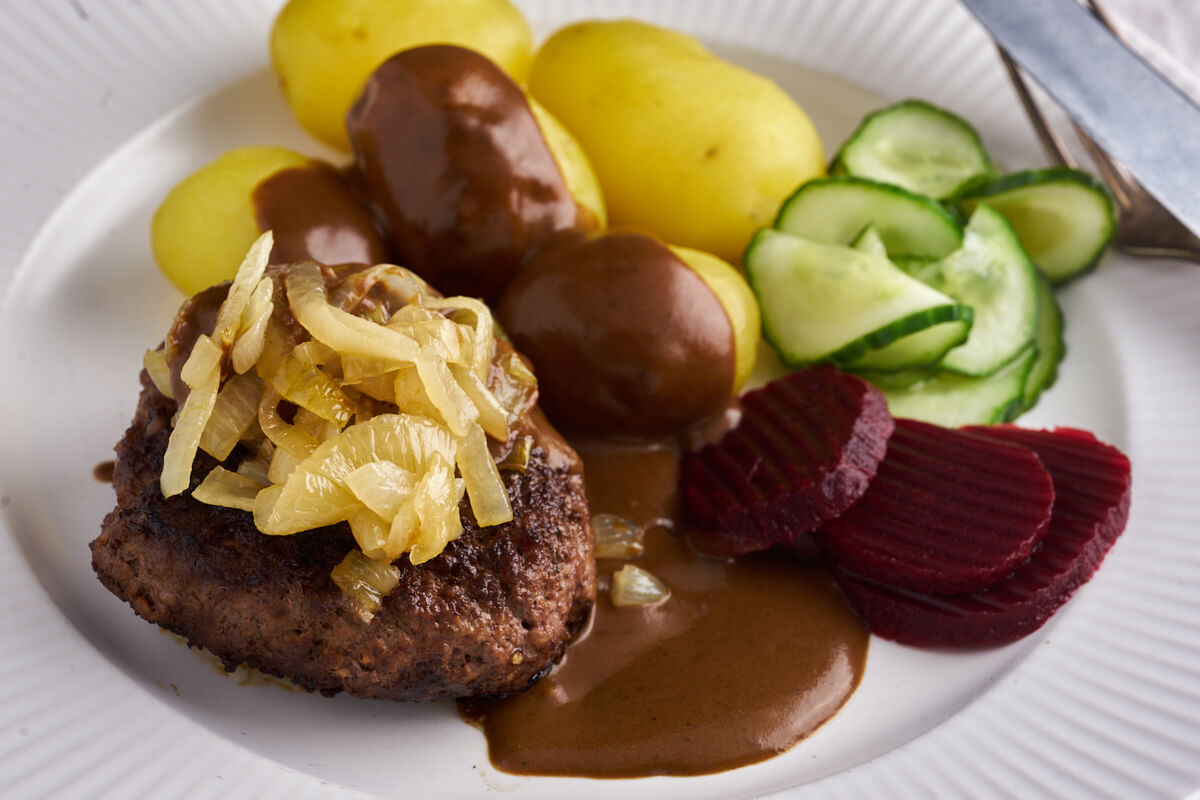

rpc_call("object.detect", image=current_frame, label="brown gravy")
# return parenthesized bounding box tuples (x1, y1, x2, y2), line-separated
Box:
(461, 438, 868, 777)
(345, 44, 591, 303)
(93, 460, 115, 483)
(497, 232, 737, 438)
(252, 162, 389, 269)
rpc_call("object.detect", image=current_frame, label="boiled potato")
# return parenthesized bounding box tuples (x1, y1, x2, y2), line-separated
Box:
(529, 20, 825, 263)
(497, 230, 759, 436)
(345, 44, 603, 302)
(152, 146, 388, 295)
(527, 96, 606, 229)
(670, 245, 760, 392)
(271, 0, 533, 151)
(152, 146, 307, 295)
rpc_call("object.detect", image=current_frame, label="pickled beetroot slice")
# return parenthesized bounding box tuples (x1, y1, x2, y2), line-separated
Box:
(682, 364, 893, 555)
(819, 418, 1055, 594)
(835, 426, 1131, 647)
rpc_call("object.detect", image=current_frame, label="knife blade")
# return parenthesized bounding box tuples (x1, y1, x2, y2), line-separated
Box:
(960, 0, 1200, 238)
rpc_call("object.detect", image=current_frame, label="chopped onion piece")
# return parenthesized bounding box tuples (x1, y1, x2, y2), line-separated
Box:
(180, 332, 222, 388)
(143, 348, 174, 399)
(292, 407, 342, 443)
(425, 296, 494, 379)
(267, 446, 303, 484)
(199, 372, 262, 460)
(328, 263, 426, 317)
(161, 334, 222, 497)
(493, 350, 539, 425)
(193, 466, 264, 511)
(258, 389, 320, 459)
(456, 424, 512, 528)
(236, 448, 272, 486)
(414, 348, 477, 437)
(497, 436, 532, 472)
(408, 457, 465, 564)
(611, 564, 671, 607)
(451, 363, 508, 441)
(331, 549, 401, 622)
(388, 305, 463, 363)
(392, 365, 441, 421)
(345, 461, 418, 519)
(593, 514, 646, 559)
(354, 375, 398, 405)
(286, 262, 422, 362)
(214, 231, 272, 347)
(347, 508, 392, 561)
(342, 354, 407, 383)
(254, 414, 457, 538)
(267, 341, 352, 425)
(384, 500, 419, 560)
(231, 276, 274, 374)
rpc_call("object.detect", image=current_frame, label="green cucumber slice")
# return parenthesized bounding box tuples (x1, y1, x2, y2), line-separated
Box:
(774, 176, 963, 258)
(854, 365, 937, 390)
(846, 226, 975, 370)
(831, 99, 995, 200)
(745, 228, 972, 370)
(851, 225, 888, 257)
(883, 345, 1036, 426)
(1021, 273, 1066, 412)
(903, 204, 1039, 377)
(956, 167, 1117, 284)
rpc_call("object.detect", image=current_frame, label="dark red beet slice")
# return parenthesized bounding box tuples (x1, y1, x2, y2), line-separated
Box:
(835, 426, 1131, 647)
(681, 364, 893, 555)
(819, 418, 1055, 594)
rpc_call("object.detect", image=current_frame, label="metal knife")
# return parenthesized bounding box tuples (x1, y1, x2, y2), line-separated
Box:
(960, 0, 1200, 238)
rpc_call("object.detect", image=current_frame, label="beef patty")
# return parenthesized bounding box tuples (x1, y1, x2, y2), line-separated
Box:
(91, 372, 595, 701)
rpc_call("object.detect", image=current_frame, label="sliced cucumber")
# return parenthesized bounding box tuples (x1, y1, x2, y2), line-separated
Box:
(774, 176, 963, 258)
(883, 345, 1036, 427)
(902, 204, 1039, 377)
(831, 99, 995, 200)
(1021, 273, 1066, 412)
(838, 304, 973, 370)
(851, 225, 888, 257)
(956, 167, 1117, 284)
(745, 228, 972, 370)
(854, 364, 938, 390)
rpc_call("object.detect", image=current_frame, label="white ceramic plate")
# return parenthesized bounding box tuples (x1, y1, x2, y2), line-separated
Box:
(1, 1, 1199, 797)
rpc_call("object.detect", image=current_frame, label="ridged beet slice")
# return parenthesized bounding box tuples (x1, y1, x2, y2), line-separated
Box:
(819, 418, 1055, 594)
(682, 364, 893, 555)
(835, 426, 1131, 647)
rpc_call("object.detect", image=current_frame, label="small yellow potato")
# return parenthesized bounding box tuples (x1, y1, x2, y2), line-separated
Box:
(152, 146, 307, 295)
(497, 230, 759, 437)
(528, 96, 606, 229)
(670, 245, 761, 392)
(345, 45, 602, 302)
(529, 20, 825, 263)
(151, 146, 388, 295)
(271, 0, 534, 150)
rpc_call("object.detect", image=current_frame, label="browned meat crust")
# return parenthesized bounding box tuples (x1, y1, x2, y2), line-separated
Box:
(91, 374, 595, 701)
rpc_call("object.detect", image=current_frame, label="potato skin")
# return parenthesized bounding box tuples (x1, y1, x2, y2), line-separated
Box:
(271, 0, 533, 151)
(529, 20, 825, 264)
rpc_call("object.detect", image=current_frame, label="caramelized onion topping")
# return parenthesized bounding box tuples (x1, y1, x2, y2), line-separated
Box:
(157, 234, 536, 612)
